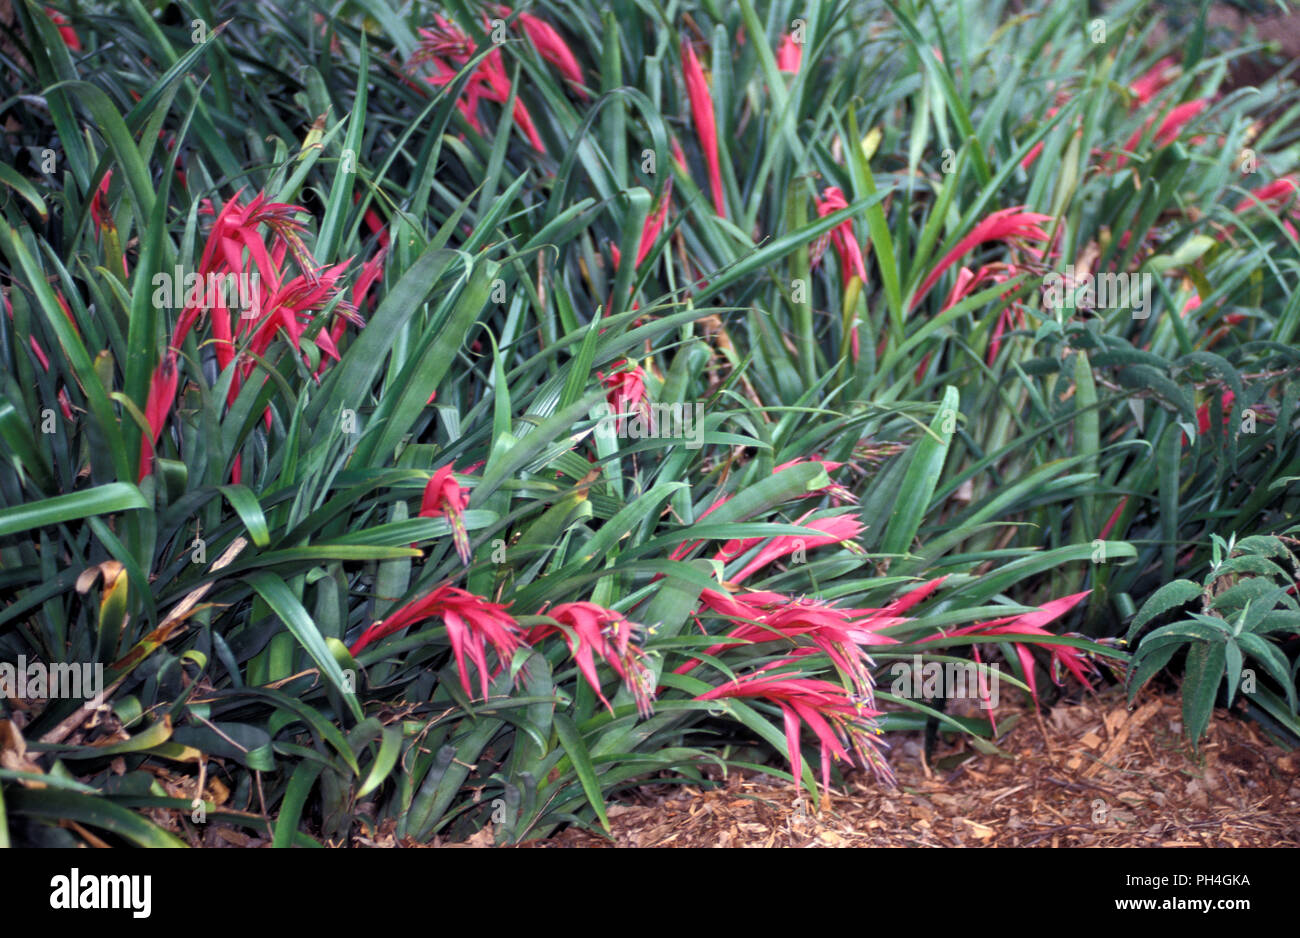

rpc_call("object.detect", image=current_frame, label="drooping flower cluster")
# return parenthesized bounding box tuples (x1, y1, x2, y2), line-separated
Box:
(350, 585, 523, 699)
(939, 261, 1025, 363)
(410, 8, 585, 152)
(912, 207, 1053, 311)
(351, 586, 655, 716)
(418, 465, 472, 565)
(916, 590, 1099, 733)
(714, 511, 864, 585)
(696, 655, 893, 793)
(525, 602, 654, 717)
(668, 460, 857, 563)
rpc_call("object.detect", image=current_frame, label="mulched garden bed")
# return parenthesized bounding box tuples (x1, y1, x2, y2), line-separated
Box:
(520, 685, 1300, 848)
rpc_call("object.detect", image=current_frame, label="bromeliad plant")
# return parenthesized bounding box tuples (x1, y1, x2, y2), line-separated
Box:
(1, 0, 1295, 847)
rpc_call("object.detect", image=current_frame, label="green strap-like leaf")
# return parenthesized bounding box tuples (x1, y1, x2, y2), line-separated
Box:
(882, 386, 960, 557)
(245, 572, 363, 721)
(552, 712, 611, 833)
(0, 483, 146, 538)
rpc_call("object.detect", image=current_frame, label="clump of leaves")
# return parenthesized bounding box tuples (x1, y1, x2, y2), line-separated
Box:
(1126, 532, 1300, 746)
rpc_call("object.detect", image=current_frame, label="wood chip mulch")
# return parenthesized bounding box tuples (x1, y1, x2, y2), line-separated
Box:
(527, 685, 1300, 847)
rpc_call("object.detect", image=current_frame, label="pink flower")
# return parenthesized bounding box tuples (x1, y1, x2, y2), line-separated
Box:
(772, 457, 857, 504)
(1098, 497, 1128, 539)
(912, 207, 1052, 311)
(89, 172, 113, 235)
(1117, 98, 1209, 167)
(697, 659, 893, 792)
(1234, 176, 1299, 213)
(682, 578, 944, 682)
(350, 584, 522, 699)
(671, 136, 688, 174)
(683, 589, 898, 696)
(611, 179, 674, 271)
(637, 180, 673, 268)
(138, 352, 179, 482)
(668, 461, 856, 563)
(776, 33, 802, 73)
(813, 187, 869, 287)
(1196, 389, 1236, 435)
(352, 192, 390, 249)
(596, 360, 650, 435)
(419, 465, 472, 565)
(1231, 177, 1300, 240)
(45, 7, 80, 51)
(3, 290, 73, 418)
(508, 7, 587, 98)
(1130, 56, 1179, 106)
(1151, 98, 1209, 147)
(812, 186, 870, 359)
(525, 602, 654, 716)
(349, 246, 388, 312)
(682, 41, 727, 219)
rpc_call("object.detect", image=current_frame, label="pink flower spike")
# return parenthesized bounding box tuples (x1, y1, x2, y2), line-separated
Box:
(1153, 98, 1208, 147)
(138, 351, 179, 481)
(1196, 389, 1236, 435)
(682, 40, 727, 219)
(1232, 177, 1299, 216)
(671, 137, 688, 174)
(90, 172, 113, 235)
(776, 33, 802, 73)
(667, 461, 854, 563)
(1130, 56, 1179, 106)
(814, 187, 869, 288)
(922, 590, 1096, 704)
(413, 15, 546, 151)
(937, 262, 1022, 362)
(45, 7, 80, 51)
(514, 9, 587, 98)
(636, 179, 673, 268)
(772, 457, 857, 504)
(1117, 98, 1209, 167)
(880, 576, 947, 617)
(1098, 496, 1128, 540)
(351, 246, 387, 311)
(683, 589, 899, 695)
